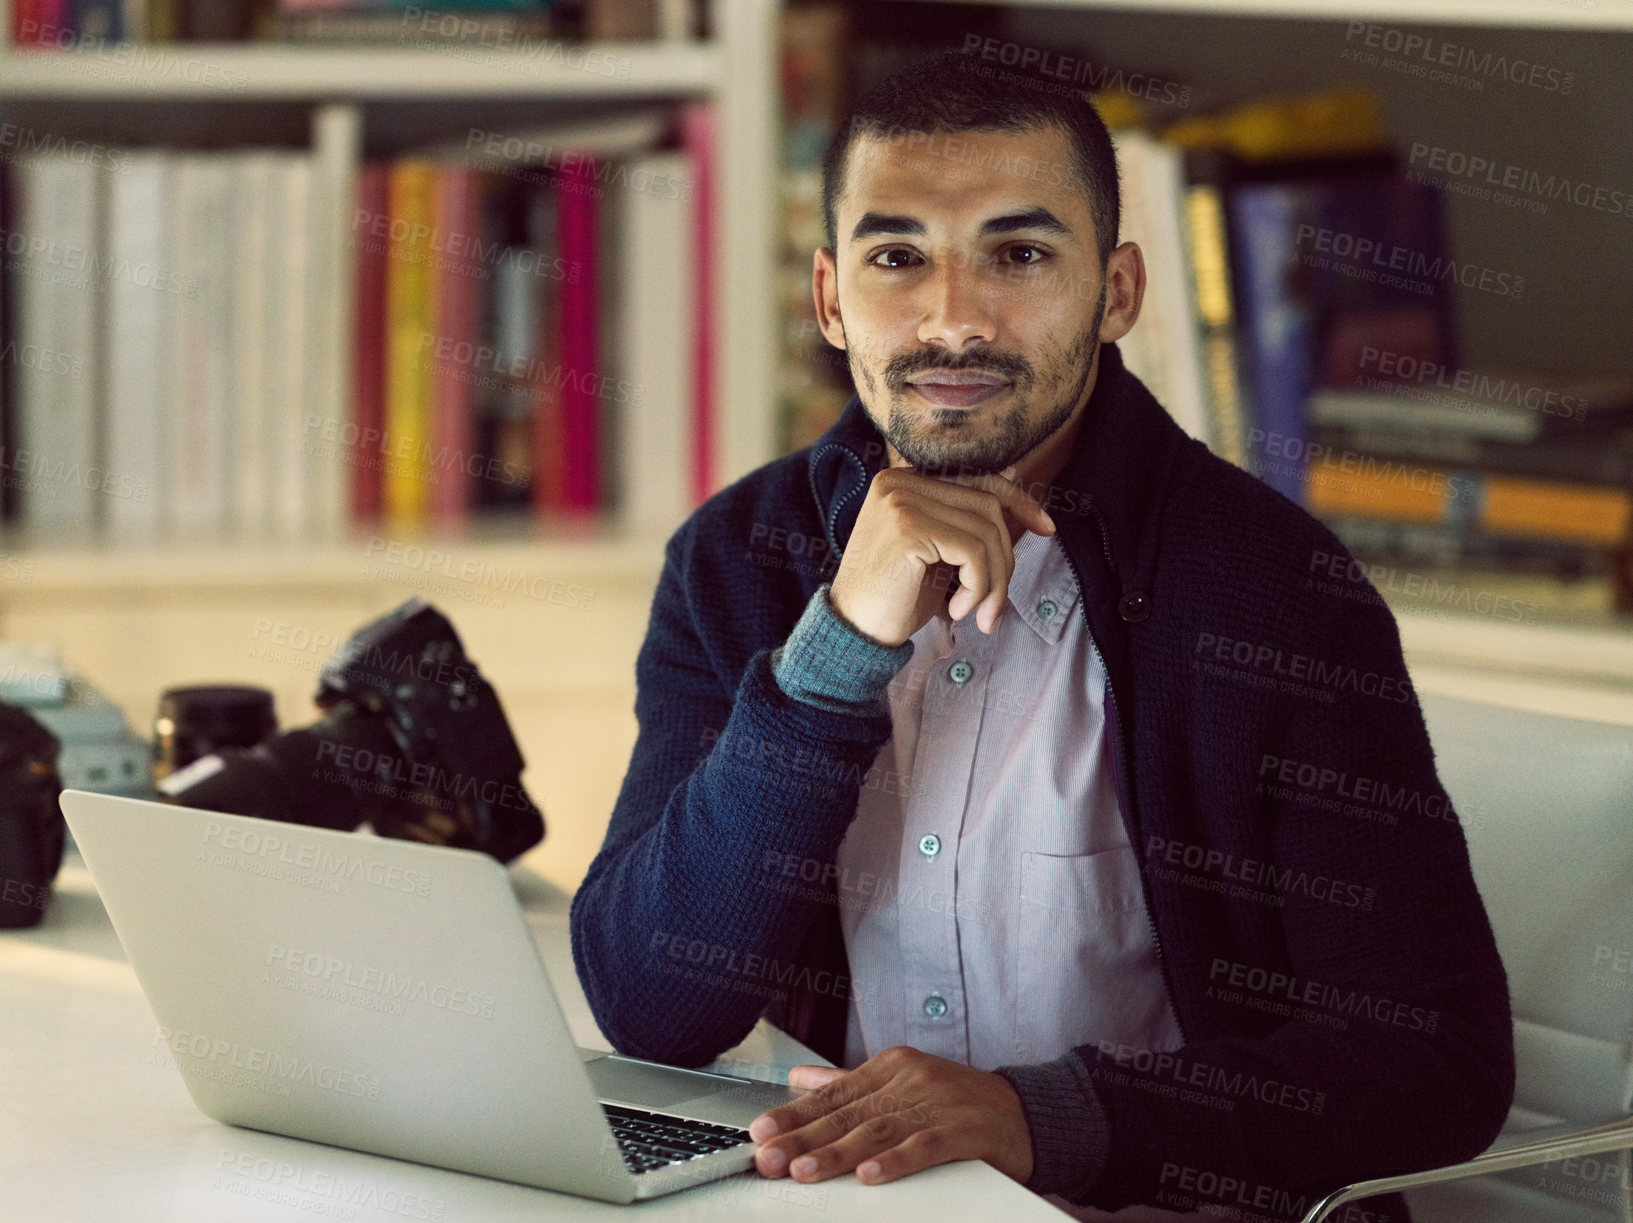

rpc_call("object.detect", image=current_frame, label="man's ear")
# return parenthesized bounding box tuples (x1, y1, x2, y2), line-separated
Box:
(1094, 241, 1146, 345)
(812, 247, 847, 350)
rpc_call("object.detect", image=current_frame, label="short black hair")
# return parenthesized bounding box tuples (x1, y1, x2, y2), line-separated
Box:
(821, 48, 1121, 266)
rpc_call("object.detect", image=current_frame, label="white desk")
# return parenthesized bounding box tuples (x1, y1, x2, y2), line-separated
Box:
(0, 851, 1070, 1221)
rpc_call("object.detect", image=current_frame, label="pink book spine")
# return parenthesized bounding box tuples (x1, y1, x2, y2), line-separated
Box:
(556, 155, 600, 512)
(681, 102, 715, 505)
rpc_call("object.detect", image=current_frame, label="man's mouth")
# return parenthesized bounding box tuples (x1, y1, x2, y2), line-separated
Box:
(905, 371, 1011, 409)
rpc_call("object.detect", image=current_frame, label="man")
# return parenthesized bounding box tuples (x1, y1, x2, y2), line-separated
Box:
(570, 50, 1513, 1219)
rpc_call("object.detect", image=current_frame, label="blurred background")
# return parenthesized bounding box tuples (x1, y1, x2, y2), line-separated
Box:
(0, 0, 1630, 895)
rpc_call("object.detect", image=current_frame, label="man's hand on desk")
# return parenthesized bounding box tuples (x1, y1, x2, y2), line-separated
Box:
(747, 1045, 1034, 1188)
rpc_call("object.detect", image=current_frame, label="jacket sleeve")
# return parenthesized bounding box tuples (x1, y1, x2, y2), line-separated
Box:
(1004, 580, 1516, 1210)
(569, 526, 907, 1066)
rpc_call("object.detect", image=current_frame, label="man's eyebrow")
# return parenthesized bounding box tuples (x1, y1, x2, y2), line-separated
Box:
(850, 212, 924, 242)
(980, 207, 1071, 238)
(848, 206, 1074, 244)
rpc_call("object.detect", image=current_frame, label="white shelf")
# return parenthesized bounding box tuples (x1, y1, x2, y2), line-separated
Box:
(0, 41, 721, 100)
(0, 530, 669, 596)
(908, 0, 1633, 31)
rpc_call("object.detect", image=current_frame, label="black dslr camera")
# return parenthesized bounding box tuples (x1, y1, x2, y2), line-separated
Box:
(162, 599, 545, 863)
(0, 702, 65, 928)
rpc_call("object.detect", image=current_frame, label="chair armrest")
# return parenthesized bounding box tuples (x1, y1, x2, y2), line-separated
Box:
(1299, 1114, 1633, 1223)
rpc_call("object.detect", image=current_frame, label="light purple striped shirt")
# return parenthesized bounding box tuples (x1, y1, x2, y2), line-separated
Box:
(837, 526, 1183, 1072)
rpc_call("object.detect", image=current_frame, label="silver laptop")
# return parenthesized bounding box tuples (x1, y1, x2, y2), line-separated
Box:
(59, 789, 803, 1203)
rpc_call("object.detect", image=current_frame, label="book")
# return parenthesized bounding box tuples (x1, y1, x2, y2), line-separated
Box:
(12, 153, 102, 535)
(170, 155, 238, 537)
(1226, 162, 1453, 506)
(429, 165, 483, 526)
(382, 159, 438, 525)
(554, 153, 601, 513)
(681, 101, 714, 502)
(350, 163, 388, 521)
(105, 150, 171, 538)
(1109, 129, 1210, 446)
(613, 149, 696, 535)
(233, 151, 277, 535)
(269, 153, 316, 537)
(1306, 461, 1631, 549)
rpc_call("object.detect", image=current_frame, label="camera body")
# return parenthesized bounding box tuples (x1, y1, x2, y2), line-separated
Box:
(0, 702, 65, 928)
(162, 599, 545, 863)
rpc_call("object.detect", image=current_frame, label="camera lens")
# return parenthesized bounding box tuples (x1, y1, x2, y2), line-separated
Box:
(153, 686, 277, 787)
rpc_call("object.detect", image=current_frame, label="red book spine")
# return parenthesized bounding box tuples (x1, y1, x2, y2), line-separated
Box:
(430, 166, 481, 528)
(33, 0, 65, 44)
(681, 103, 715, 504)
(555, 155, 600, 512)
(350, 163, 388, 523)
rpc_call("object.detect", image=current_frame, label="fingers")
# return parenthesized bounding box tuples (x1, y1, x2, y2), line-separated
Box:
(750, 1063, 875, 1145)
(777, 1109, 920, 1183)
(905, 498, 1014, 632)
(920, 464, 1057, 540)
(786, 1065, 845, 1090)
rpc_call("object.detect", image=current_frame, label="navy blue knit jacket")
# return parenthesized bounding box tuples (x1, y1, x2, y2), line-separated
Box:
(570, 342, 1514, 1214)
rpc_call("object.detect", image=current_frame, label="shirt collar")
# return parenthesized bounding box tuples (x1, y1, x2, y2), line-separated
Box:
(1007, 529, 1080, 645)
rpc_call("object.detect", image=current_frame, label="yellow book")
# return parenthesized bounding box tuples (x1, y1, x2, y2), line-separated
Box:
(383, 161, 439, 526)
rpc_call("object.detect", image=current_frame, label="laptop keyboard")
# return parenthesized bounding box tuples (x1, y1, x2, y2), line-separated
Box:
(603, 1103, 753, 1175)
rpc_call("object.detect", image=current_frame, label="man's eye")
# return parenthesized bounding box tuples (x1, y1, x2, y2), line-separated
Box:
(1003, 244, 1049, 266)
(869, 248, 922, 269)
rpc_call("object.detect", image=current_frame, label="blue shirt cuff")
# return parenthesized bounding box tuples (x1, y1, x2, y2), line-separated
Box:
(996, 1054, 1112, 1202)
(770, 583, 914, 715)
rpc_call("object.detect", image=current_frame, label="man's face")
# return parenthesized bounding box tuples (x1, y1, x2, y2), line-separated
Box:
(814, 122, 1135, 476)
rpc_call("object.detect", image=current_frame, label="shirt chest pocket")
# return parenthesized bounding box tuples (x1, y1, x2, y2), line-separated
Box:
(1013, 848, 1182, 1065)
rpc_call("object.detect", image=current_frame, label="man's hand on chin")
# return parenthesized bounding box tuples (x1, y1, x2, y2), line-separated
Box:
(748, 1045, 1034, 1187)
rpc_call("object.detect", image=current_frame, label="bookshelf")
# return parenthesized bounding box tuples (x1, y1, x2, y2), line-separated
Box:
(0, 0, 780, 547)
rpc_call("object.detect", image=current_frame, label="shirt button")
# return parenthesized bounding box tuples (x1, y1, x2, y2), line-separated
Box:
(1037, 598, 1057, 621)
(923, 994, 948, 1019)
(947, 659, 974, 685)
(918, 833, 941, 859)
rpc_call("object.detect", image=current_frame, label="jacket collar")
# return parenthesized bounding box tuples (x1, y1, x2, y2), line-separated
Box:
(806, 341, 1189, 618)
